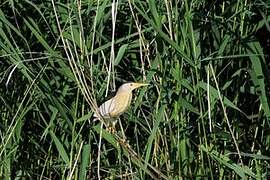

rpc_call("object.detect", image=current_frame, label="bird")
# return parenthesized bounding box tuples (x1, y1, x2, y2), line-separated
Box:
(93, 82, 148, 130)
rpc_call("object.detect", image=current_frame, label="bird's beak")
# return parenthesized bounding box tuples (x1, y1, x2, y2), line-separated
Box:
(133, 83, 149, 89)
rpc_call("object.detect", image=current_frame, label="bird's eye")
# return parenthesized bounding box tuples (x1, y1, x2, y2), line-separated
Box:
(130, 84, 133, 86)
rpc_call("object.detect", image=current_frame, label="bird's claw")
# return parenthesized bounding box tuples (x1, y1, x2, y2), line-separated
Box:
(106, 126, 116, 134)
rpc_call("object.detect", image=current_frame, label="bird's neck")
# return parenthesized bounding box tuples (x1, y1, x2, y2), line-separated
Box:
(116, 90, 132, 96)
(116, 90, 133, 103)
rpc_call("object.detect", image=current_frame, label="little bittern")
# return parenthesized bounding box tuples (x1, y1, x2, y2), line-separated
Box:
(94, 82, 148, 121)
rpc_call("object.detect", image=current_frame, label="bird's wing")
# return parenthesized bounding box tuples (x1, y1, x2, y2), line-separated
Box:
(94, 92, 132, 119)
(94, 97, 116, 119)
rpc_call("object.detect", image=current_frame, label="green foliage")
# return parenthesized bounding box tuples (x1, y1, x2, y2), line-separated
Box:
(1, 0, 270, 179)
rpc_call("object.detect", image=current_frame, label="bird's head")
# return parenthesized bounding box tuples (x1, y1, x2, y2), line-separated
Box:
(117, 82, 149, 93)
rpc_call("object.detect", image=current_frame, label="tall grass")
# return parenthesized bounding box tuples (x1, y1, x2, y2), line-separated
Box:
(1, 0, 270, 179)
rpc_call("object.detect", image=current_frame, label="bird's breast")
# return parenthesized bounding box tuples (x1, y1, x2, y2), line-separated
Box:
(109, 92, 132, 117)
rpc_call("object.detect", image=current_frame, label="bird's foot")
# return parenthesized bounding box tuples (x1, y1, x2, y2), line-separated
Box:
(105, 120, 118, 133)
(106, 126, 116, 134)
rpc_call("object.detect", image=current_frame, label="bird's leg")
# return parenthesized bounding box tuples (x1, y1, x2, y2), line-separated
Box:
(105, 119, 117, 133)
(112, 120, 117, 133)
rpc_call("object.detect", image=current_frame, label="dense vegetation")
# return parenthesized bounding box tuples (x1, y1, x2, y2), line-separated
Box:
(1, 0, 270, 179)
